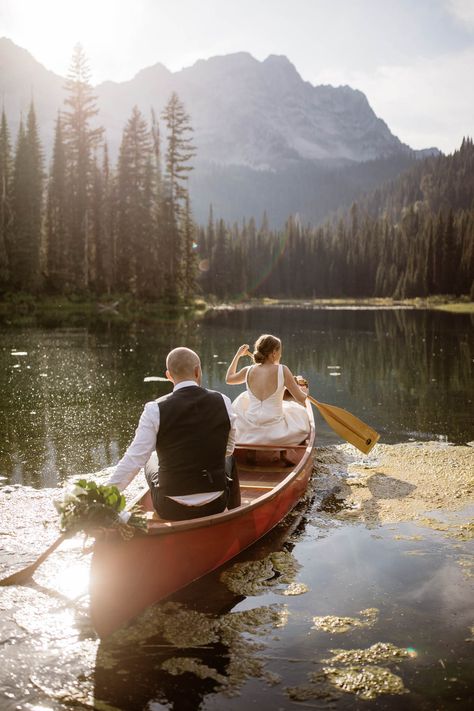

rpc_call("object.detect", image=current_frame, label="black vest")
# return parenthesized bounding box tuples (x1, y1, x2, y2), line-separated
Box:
(156, 386, 230, 496)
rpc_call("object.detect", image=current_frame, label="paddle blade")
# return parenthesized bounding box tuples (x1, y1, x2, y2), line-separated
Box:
(0, 533, 67, 587)
(0, 562, 40, 586)
(308, 396, 380, 454)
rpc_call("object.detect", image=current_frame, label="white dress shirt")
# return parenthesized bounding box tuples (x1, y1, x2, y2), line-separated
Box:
(108, 381, 236, 492)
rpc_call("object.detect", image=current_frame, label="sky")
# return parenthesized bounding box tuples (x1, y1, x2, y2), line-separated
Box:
(0, 0, 473, 152)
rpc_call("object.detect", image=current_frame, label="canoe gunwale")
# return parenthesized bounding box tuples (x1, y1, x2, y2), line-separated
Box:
(128, 401, 315, 537)
(90, 403, 315, 637)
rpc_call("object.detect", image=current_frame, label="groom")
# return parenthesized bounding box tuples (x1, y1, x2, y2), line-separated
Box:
(108, 347, 239, 520)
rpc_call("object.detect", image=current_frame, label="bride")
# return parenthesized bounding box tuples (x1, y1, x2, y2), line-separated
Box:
(226, 334, 310, 446)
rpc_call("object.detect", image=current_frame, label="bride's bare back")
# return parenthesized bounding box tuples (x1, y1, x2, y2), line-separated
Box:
(247, 363, 279, 401)
(226, 338, 307, 406)
(227, 336, 310, 447)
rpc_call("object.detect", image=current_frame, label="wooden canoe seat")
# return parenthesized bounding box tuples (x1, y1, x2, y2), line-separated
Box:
(234, 443, 308, 452)
(234, 443, 307, 468)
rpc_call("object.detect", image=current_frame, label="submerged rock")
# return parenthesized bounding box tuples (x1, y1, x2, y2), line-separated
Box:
(103, 601, 288, 698)
(321, 664, 407, 700)
(323, 642, 412, 665)
(162, 656, 227, 684)
(280, 582, 309, 596)
(220, 549, 301, 595)
(312, 608, 379, 634)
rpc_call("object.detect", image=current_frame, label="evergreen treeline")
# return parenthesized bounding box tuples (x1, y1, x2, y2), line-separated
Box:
(0, 45, 196, 302)
(199, 139, 474, 299)
(1, 45, 472, 303)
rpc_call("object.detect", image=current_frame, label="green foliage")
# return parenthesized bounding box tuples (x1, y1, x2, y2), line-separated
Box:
(160, 92, 197, 302)
(45, 113, 68, 292)
(62, 44, 104, 291)
(54, 479, 147, 538)
(9, 103, 43, 292)
(0, 108, 12, 289)
(1, 47, 198, 305)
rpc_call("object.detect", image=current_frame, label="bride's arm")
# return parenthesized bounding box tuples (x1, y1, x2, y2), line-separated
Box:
(283, 365, 308, 405)
(226, 344, 251, 384)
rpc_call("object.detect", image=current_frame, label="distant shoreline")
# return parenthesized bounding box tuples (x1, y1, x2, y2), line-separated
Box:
(209, 296, 474, 314)
(0, 294, 473, 319)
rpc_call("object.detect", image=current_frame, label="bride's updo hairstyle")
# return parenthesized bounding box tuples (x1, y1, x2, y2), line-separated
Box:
(252, 334, 281, 364)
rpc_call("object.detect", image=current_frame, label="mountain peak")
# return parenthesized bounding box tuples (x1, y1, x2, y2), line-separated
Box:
(0, 36, 38, 63)
(188, 51, 259, 72)
(263, 54, 297, 69)
(0, 36, 19, 49)
(0, 37, 439, 169)
(132, 61, 172, 81)
(0, 36, 63, 82)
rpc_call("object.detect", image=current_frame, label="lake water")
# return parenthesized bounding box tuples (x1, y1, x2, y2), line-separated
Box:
(1, 305, 472, 487)
(0, 305, 473, 710)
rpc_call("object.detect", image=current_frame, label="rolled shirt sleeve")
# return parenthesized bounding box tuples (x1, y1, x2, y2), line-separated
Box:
(108, 391, 236, 492)
(108, 401, 160, 491)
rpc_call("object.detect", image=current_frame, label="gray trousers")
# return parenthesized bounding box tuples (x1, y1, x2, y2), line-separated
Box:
(144, 452, 240, 520)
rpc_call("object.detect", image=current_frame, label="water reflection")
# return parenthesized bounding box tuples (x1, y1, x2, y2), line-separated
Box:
(0, 307, 473, 486)
(93, 512, 304, 710)
(0, 446, 473, 710)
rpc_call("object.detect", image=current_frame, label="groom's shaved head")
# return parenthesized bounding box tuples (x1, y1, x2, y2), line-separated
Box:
(166, 347, 201, 380)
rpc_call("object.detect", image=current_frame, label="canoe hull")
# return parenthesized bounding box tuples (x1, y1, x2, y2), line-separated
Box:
(90, 405, 315, 638)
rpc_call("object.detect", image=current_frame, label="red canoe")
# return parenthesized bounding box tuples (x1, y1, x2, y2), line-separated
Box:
(90, 403, 315, 638)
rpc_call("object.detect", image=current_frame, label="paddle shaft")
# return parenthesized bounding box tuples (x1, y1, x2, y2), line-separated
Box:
(0, 532, 69, 586)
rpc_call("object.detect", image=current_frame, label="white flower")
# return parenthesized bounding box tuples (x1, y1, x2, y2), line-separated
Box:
(62, 492, 80, 505)
(118, 510, 131, 524)
(53, 498, 63, 513)
(71, 485, 86, 497)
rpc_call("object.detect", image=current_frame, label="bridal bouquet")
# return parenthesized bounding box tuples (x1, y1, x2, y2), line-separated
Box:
(54, 479, 148, 540)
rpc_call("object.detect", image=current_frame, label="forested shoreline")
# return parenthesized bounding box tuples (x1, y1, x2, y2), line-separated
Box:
(0, 46, 472, 305)
(199, 140, 474, 300)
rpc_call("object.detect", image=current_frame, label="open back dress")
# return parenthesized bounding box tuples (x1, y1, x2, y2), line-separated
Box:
(232, 364, 310, 445)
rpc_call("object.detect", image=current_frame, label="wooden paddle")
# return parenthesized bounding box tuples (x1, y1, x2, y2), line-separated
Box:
(0, 532, 69, 586)
(307, 394, 379, 454)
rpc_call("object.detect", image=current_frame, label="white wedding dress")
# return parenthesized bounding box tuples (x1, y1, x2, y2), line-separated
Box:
(232, 364, 310, 446)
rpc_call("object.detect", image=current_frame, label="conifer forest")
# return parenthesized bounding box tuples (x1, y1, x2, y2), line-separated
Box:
(0, 46, 472, 304)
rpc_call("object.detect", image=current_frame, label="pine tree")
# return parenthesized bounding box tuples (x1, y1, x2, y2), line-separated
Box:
(162, 93, 195, 213)
(182, 193, 197, 301)
(45, 113, 67, 291)
(212, 218, 230, 298)
(62, 44, 103, 291)
(161, 92, 196, 301)
(95, 143, 114, 294)
(116, 106, 154, 296)
(202, 204, 215, 295)
(150, 107, 163, 200)
(89, 155, 102, 292)
(0, 108, 12, 289)
(137, 154, 159, 299)
(158, 182, 180, 300)
(10, 103, 43, 291)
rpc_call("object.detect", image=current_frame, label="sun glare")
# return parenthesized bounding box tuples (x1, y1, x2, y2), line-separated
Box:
(50, 557, 90, 599)
(8, 0, 137, 82)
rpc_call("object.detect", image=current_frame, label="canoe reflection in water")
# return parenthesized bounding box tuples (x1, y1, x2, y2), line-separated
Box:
(93, 504, 312, 711)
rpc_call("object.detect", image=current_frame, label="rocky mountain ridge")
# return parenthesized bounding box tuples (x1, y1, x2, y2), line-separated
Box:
(0, 37, 439, 223)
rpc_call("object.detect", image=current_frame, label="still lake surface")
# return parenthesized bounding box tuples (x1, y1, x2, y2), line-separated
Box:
(0, 305, 473, 710)
(1, 305, 472, 487)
